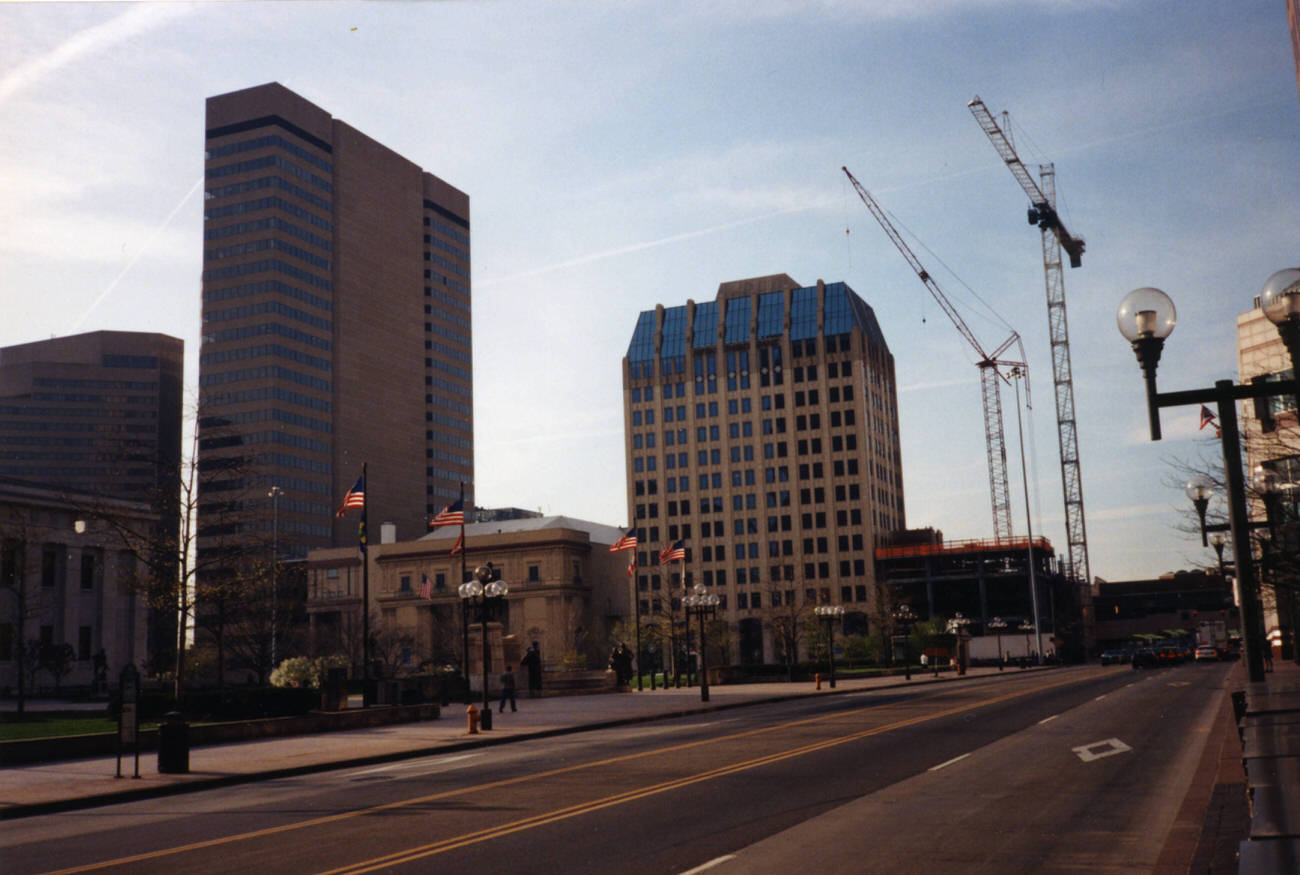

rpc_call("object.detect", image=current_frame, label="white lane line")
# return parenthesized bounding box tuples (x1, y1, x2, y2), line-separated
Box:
(680, 855, 737, 874)
(348, 753, 481, 777)
(1094, 694, 1108, 701)
(928, 753, 971, 772)
(1038, 714, 1059, 725)
(1073, 738, 1132, 763)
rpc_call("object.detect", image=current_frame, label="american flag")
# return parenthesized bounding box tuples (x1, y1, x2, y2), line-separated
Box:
(609, 527, 637, 553)
(659, 539, 685, 565)
(1199, 405, 1219, 432)
(429, 497, 464, 528)
(419, 573, 432, 599)
(335, 475, 365, 517)
(627, 560, 636, 578)
(450, 530, 464, 556)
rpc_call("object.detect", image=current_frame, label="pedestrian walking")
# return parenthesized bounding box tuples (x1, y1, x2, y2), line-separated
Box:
(499, 665, 517, 712)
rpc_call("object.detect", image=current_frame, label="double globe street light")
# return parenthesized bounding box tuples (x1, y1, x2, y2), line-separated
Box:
(1118, 269, 1300, 682)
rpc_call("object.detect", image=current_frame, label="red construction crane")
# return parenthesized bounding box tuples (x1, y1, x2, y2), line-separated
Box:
(843, 166, 1027, 542)
(967, 96, 1091, 588)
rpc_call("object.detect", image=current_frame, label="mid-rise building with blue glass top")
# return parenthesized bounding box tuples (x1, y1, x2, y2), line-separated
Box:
(622, 274, 904, 665)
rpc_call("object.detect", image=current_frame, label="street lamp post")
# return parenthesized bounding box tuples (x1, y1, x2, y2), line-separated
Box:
(892, 603, 917, 681)
(682, 583, 719, 702)
(1117, 275, 1300, 683)
(1254, 467, 1296, 661)
(814, 604, 845, 688)
(1018, 620, 1034, 666)
(988, 616, 1008, 670)
(947, 613, 972, 674)
(268, 485, 283, 672)
(459, 563, 509, 729)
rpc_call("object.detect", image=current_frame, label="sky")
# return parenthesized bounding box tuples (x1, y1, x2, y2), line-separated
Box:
(1, 0, 1297, 583)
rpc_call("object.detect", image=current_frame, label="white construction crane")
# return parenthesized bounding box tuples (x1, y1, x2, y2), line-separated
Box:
(843, 166, 1028, 542)
(967, 95, 1091, 588)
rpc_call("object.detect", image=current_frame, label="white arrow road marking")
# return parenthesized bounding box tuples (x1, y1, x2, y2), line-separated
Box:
(1073, 738, 1132, 762)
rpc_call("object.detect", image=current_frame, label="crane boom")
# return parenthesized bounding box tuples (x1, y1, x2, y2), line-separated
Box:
(968, 96, 1092, 592)
(843, 165, 1026, 542)
(967, 97, 1085, 269)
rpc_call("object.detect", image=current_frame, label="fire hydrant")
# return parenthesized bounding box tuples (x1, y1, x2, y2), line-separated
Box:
(466, 703, 480, 735)
(815, 672, 822, 690)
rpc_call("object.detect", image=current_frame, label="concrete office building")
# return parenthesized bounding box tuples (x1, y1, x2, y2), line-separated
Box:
(0, 331, 184, 505)
(622, 274, 904, 665)
(200, 83, 472, 562)
(0, 331, 183, 670)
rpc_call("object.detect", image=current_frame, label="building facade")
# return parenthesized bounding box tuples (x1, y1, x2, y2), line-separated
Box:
(622, 274, 904, 665)
(305, 515, 631, 684)
(0, 331, 184, 507)
(0, 330, 183, 669)
(1237, 298, 1299, 657)
(200, 82, 472, 562)
(875, 529, 1075, 660)
(0, 478, 152, 695)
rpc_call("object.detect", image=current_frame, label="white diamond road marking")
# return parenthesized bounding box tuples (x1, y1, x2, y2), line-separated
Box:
(1073, 738, 1132, 763)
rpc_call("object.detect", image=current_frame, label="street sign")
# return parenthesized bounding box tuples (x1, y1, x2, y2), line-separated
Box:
(116, 664, 140, 779)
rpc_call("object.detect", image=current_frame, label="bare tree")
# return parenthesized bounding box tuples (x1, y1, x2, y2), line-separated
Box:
(764, 581, 812, 681)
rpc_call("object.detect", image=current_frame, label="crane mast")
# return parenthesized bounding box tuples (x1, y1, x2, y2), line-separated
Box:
(843, 166, 1026, 542)
(968, 96, 1091, 589)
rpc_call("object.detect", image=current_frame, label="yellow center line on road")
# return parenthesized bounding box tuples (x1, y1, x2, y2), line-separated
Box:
(43, 671, 1100, 875)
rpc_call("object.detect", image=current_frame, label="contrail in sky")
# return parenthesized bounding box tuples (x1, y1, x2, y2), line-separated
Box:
(70, 176, 204, 334)
(477, 202, 830, 288)
(0, 5, 189, 106)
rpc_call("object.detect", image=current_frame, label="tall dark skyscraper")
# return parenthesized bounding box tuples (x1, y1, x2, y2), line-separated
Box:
(200, 83, 473, 560)
(622, 274, 904, 665)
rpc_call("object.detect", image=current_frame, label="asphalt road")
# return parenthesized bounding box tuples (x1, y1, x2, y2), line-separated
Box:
(0, 663, 1230, 875)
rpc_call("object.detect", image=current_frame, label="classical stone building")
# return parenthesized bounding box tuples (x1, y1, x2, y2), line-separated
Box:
(305, 515, 630, 686)
(0, 478, 151, 696)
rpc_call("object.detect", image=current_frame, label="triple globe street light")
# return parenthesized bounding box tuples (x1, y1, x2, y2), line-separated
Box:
(1118, 268, 1300, 683)
(459, 563, 509, 729)
(683, 583, 720, 702)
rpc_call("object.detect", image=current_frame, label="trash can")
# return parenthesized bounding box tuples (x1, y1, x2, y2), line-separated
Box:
(322, 667, 347, 711)
(157, 711, 189, 774)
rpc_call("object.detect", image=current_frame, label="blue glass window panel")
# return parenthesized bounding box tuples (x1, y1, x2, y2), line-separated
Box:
(791, 287, 818, 340)
(628, 310, 656, 377)
(693, 301, 718, 348)
(823, 283, 854, 337)
(724, 297, 751, 344)
(757, 291, 784, 339)
(660, 306, 687, 375)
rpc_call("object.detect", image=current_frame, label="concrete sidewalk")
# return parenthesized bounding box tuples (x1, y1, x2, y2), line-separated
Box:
(1, 666, 1025, 819)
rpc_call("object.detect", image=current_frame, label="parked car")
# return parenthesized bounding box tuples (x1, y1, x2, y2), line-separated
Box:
(1100, 650, 1126, 665)
(1131, 648, 1159, 669)
(1194, 645, 1219, 662)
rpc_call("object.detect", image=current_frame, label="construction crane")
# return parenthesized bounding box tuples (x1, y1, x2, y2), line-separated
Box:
(842, 166, 1028, 542)
(967, 95, 1091, 588)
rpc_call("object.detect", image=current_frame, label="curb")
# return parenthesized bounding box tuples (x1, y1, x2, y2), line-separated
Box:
(0, 668, 1033, 821)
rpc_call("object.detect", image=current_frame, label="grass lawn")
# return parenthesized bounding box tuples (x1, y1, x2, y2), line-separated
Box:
(0, 711, 157, 741)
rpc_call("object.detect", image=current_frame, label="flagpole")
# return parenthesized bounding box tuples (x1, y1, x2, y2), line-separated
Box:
(632, 555, 642, 691)
(361, 461, 371, 708)
(459, 482, 469, 692)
